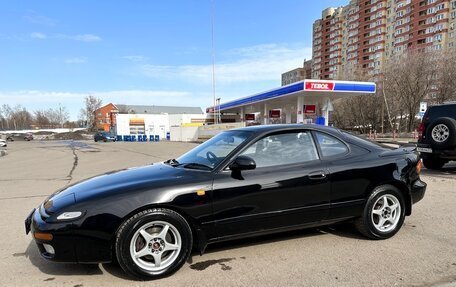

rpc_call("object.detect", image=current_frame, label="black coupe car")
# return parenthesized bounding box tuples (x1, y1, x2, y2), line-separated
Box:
(25, 124, 426, 279)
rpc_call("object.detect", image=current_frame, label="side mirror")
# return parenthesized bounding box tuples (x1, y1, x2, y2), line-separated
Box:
(229, 155, 256, 171)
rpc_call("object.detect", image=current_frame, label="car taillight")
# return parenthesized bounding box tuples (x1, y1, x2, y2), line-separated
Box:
(416, 160, 422, 174)
(418, 122, 425, 141)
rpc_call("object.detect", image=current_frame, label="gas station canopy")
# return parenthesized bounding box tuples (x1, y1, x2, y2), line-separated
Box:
(207, 79, 376, 126)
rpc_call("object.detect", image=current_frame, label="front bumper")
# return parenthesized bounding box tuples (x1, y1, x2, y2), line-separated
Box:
(25, 208, 112, 263)
(411, 179, 426, 204)
(25, 208, 78, 262)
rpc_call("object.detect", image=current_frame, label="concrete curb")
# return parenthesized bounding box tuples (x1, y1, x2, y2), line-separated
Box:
(0, 150, 7, 157)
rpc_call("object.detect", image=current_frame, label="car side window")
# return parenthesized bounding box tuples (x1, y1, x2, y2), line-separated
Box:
(315, 132, 348, 157)
(240, 131, 319, 168)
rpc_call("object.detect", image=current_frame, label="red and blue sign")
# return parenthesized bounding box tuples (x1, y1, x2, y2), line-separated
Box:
(210, 80, 376, 112)
(304, 80, 376, 93)
(305, 81, 335, 91)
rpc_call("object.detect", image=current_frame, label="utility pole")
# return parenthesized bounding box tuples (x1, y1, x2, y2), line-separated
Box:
(210, 0, 217, 125)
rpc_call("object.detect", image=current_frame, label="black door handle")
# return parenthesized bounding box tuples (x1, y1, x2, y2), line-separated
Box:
(309, 171, 327, 180)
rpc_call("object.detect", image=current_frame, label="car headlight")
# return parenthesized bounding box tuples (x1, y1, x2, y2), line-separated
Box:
(56, 211, 83, 220)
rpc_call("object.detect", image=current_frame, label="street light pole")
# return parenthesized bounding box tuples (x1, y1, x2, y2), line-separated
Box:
(210, 0, 217, 125)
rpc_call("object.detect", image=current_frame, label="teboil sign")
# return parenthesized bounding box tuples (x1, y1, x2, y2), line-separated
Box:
(305, 81, 335, 91)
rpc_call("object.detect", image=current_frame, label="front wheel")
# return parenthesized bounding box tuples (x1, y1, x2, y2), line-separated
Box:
(115, 208, 193, 280)
(355, 185, 405, 239)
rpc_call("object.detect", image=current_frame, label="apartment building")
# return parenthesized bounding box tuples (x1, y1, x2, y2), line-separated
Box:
(312, 7, 345, 79)
(281, 59, 312, 86)
(450, 0, 456, 48)
(313, 0, 455, 80)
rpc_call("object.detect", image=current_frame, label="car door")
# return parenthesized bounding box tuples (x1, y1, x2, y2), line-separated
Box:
(211, 130, 330, 239)
(312, 131, 370, 220)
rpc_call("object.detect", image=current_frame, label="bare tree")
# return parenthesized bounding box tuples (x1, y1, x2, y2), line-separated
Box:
(8, 105, 33, 130)
(332, 66, 382, 133)
(56, 104, 70, 128)
(2, 104, 12, 130)
(0, 106, 5, 130)
(433, 50, 456, 104)
(331, 50, 454, 134)
(45, 108, 59, 128)
(34, 110, 51, 128)
(383, 50, 437, 132)
(79, 95, 102, 130)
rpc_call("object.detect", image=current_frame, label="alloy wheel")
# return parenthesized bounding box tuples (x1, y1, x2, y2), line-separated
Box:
(129, 221, 182, 274)
(370, 194, 401, 233)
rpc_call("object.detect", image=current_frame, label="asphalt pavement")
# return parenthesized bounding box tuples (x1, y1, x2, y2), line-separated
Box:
(0, 140, 455, 287)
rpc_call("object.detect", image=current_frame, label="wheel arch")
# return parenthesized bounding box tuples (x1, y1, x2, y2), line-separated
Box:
(372, 181, 412, 216)
(112, 203, 207, 259)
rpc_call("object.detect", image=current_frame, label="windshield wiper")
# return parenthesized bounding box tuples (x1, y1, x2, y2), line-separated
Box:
(164, 158, 180, 166)
(182, 163, 212, 170)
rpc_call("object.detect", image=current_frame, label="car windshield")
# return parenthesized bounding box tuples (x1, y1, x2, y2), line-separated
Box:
(175, 130, 252, 170)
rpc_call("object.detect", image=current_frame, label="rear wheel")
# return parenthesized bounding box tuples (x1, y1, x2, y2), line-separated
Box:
(115, 208, 192, 280)
(423, 157, 446, 170)
(355, 185, 405, 239)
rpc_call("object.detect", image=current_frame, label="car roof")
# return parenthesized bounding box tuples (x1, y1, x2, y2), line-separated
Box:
(231, 124, 385, 152)
(232, 124, 341, 134)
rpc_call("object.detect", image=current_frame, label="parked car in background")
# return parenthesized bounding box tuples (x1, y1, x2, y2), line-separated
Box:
(4, 134, 14, 141)
(26, 125, 426, 279)
(24, 133, 34, 141)
(417, 103, 456, 169)
(94, 131, 116, 142)
(0, 139, 6, 147)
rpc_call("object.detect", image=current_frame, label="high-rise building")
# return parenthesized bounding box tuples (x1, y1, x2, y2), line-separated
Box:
(312, 0, 455, 80)
(449, 0, 456, 48)
(312, 7, 345, 79)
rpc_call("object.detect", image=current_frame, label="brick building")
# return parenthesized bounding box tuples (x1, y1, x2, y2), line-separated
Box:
(94, 103, 118, 132)
(312, 0, 456, 80)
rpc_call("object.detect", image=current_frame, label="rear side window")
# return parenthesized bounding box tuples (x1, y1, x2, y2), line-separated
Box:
(240, 131, 319, 168)
(315, 132, 348, 157)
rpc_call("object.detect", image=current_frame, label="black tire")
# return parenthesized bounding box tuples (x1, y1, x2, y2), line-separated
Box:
(426, 117, 456, 149)
(94, 138, 98, 142)
(103, 139, 107, 142)
(355, 185, 406, 240)
(423, 157, 446, 170)
(115, 208, 192, 280)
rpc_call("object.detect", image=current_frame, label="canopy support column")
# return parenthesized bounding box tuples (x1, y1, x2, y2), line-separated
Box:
(297, 96, 304, 124)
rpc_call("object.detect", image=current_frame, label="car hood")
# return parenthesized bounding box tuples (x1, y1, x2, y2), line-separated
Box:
(48, 163, 193, 204)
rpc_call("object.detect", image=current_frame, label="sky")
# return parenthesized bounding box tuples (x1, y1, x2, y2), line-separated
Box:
(0, 0, 348, 120)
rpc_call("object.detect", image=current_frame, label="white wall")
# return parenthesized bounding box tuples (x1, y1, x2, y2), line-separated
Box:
(116, 113, 205, 139)
(170, 126, 199, 142)
(168, 114, 206, 127)
(117, 114, 169, 139)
